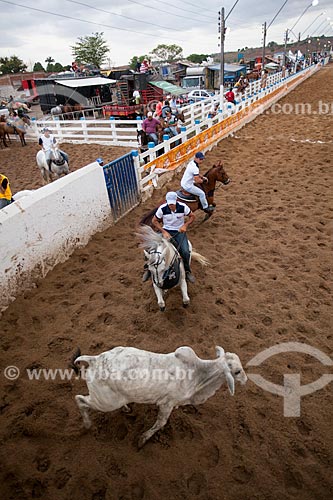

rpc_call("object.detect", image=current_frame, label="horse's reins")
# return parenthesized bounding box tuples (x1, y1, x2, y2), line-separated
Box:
(149, 235, 182, 289)
(148, 249, 165, 288)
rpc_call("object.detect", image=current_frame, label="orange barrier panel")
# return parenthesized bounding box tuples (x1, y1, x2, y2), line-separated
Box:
(144, 70, 310, 174)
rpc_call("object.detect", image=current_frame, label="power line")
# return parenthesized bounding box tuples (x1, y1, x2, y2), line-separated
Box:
(148, 0, 215, 20)
(126, 0, 215, 24)
(225, 0, 241, 22)
(0, 0, 185, 40)
(181, 0, 217, 14)
(267, 0, 289, 30)
(65, 0, 182, 31)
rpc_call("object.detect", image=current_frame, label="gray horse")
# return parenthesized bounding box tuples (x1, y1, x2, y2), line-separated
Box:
(36, 145, 69, 183)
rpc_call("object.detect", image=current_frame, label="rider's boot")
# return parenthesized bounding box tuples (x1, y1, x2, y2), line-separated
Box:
(204, 205, 215, 214)
(185, 271, 196, 284)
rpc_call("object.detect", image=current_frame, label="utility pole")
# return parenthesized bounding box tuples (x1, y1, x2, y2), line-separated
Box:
(219, 7, 225, 108)
(284, 28, 289, 66)
(262, 22, 267, 72)
(217, 0, 240, 108)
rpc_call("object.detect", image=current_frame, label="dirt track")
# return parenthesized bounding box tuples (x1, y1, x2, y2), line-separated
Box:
(0, 66, 332, 500)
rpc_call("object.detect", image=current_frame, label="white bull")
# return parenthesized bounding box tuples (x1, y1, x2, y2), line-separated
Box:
(73, 345, 247, 448)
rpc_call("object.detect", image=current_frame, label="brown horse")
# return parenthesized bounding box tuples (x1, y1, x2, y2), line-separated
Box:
(0, 126, 8, 147)
(0, 116, 26, 146)
(50, 104, 83, 120)
(246, 71, 260, 82)
(140, 161, 230, 225)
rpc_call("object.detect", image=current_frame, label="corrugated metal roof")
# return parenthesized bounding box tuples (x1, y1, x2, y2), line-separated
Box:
(54, 77, 116, 88)
(148, 81, 186, 96)
(208, 64, 246, 72)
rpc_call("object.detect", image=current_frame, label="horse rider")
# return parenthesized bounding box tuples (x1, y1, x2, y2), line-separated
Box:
(38, 128, 69, 170)
(161, 111, 179, 138)
(142, 191, 196, 283)
(0, 173, 13, 209)
(180, 152, 214, 214)
(141, 112, 161, 146)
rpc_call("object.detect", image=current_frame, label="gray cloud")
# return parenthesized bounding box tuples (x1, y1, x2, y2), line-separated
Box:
(0, 0, 331, 66)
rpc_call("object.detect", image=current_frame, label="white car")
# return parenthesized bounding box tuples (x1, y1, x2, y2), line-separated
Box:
(187, 89, 214, 103)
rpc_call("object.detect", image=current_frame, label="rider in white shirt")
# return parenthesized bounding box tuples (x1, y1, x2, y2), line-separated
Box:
(142, 191, 196, 283)
(38, 128, 69, 170)
(181, 152, 213, 213)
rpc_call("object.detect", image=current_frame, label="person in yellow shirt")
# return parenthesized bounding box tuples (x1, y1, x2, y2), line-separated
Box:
(0, 173, 13, 209)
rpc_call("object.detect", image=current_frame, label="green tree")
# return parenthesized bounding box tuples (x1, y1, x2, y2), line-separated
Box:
(33, 62, 45, 71)
(268, 41, 278, 49)
(53, 62, 64, 72)
(0, 55, 27, 74)
(45, 56, 55, 72)
(186, 54, 209, 64)
(150, 44, 183, 62)
(71, 32, 110, 68)
(129, 55, 148, 70)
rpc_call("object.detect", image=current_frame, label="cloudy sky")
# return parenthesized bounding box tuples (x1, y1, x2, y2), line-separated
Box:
(0, 0, 332, 69)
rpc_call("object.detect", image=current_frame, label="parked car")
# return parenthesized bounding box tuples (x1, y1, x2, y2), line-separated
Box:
(187, 89, 214, 103)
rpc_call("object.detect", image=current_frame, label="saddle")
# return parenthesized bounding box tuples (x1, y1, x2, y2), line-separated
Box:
(53, 157, 65, 166)
(176, 189, 197, 203)
(161, 257, 181, 289)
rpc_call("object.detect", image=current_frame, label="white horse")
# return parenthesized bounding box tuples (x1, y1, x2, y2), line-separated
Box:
(50, 105, 63, 116)
(36, 145, 69, 183)
(137, 226, 208, 311)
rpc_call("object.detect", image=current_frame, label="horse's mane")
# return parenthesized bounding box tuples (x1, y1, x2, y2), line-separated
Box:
(136, 225, 175, 255)
(139, 207, 157, 226)
(203, 161, 222, 177)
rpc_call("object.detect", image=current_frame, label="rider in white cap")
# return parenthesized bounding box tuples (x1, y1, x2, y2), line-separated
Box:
(142, 191, 196, 283)
(181, 152, 214, 214)
(38, 128, 69, 170)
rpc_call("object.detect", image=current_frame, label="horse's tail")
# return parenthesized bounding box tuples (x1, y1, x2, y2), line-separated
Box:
(191, 251, 209, 267)
(139, 206, 157, 227)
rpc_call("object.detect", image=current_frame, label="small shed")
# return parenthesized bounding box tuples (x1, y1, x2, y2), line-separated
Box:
(208, 63, 247, 86)
(35, 76, 116, 112)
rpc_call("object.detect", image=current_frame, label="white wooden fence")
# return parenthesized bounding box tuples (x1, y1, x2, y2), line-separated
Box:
(24, 68, 291, 147)
(136, 62, 323, 195)
(1, 60, 327, 311)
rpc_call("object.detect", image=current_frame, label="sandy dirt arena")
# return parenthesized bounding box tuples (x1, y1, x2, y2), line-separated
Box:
(0, 66, 332, 500)
(0, 141, 132, 193)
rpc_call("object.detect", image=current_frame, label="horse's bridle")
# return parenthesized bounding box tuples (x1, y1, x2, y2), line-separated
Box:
(50, 147, 65, 166)
(148, 245, 179, 289)
(148, 250, 165, 288)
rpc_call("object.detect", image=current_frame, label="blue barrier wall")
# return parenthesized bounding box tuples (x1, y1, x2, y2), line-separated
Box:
(103, 152, 140, 221)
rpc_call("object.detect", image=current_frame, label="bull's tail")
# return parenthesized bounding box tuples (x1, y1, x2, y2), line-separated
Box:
(192, 251, 209, 267)
(69, 348, 95, 374)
